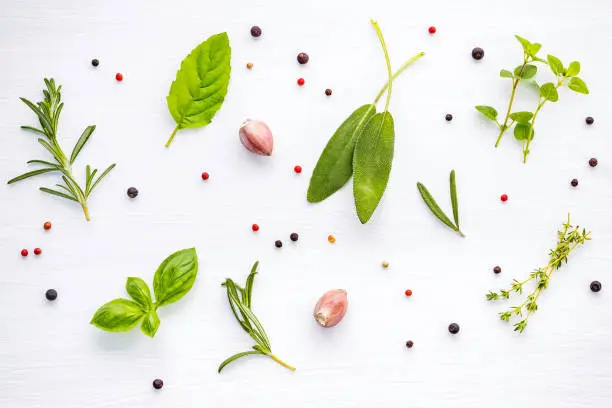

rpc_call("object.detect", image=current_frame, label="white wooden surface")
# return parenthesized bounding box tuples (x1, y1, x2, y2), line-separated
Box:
(1, 0, 612, 407)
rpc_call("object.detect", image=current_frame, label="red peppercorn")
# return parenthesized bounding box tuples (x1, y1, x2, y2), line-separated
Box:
(252, 224, 259, 232)
(34, 248, 42, 256)
(297, 78, 305, 86)
(500, 194, 508, 202)
(43, 221, 52, 230)
(405, 289, 413, 297)
(201, 172, 210, 181)
(21, 249, 28, 257)
(294, 165, 302, 174)
(428, 26, 437, 34)
(115, 73, 123, 82)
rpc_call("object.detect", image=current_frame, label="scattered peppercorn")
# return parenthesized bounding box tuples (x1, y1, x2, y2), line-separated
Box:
(500, 194, 508, 202)
(115, 73, 123, 82)
(571, 178, 579, 187)
(405, 340, 414, 348)
(428, 26, 436, 34)
(246, 62, 253, 69)
(448, 323, 460, 334)
(404, 289, 413, 297)
(34, 248, 42, 256)
(493, 266, 502, 274)
(328, 235, 336, 243)
(472, 47, 484, 60)
(445, 114, 453, 121)
(297, 78, 305, 86)
(590, 281, 602, 292)
(45, 289, 58, 301)
(201, 172, 210, 181)
(589, 158, 598, 167)
(585, 116, 594, 125)
(325, 88, 332, 96)
(43, 221, 52, 230)
(297, 52, 309, 64)
(290, 232, 299, 242)
(91, 59, 99, 67)
(21, 249, 28, 257)
(252, 224, 259, 232)
(127, 187, 138, 198)
(152, 379, 164, 390)
(382, 261, 389, 269)
(294, 165, 302, 174)
(250, 26, 262, 37)
(275, 240, 283, 248)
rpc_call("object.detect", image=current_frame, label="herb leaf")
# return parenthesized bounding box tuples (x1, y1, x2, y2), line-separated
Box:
(475, 105, 498, 121)
(546, 55, 564, 76)
(514, 123, 534, 141)
(539, 82, 559, 102)
(568, 77, 589, 94)
(417, 180, 463, 237)
(153, 248, 198, 307)
(166, 32, 231, 147)
(566, 61, 580, 77)
(8, 168, 58, 184)
(500, 69, 514, 79)
(449, 170, 460, 229)
(140, 309, 161, 338)
(516, 64, 537, 79)
(307, 104, 375, 203)
(126, 277, 153, 310)
(509, 111, 534, 124)
(70, 125, 95, 165)
(90, 299, 146, 332)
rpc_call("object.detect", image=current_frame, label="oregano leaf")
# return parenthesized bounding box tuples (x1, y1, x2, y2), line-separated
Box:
(566, 61, 580, 77)
(518, 64, 537, 79)
(514, 123, 534, 141)
(539, 82, 559, 102)
(500, 69, 514, 78)
(514, 35, 531, 53)
(509, 111, 534, 124)
(475, 105, 498, 121)
(568, 77, 589, 94)
(546, 55, 564, 76)
(528, 43, 542, 56)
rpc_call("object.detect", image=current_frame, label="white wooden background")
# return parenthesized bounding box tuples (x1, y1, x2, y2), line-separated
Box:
(1, 0, 612, 407)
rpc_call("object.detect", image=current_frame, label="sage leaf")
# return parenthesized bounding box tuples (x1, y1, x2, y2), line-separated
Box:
(166, 32, 231, 147)
(417, 182, 460, 235)
(539, 83, 559, 102)
(126, 277, 153, 310)
(515, 64, 537, 79)
(475, 105, 498, 121)
(500, 69, 514, 78)
(140, 309, 160, 338)
(70, 125, 95, 165)
(307, 104, 375, 203)
(353, 112, 394, 224)
(153, 248, 198, 307)
(568, 77, 589, 94)
(547, 55, 564, 76)
(514, 123, 534, 141)
(566, 61, 580, 77)
(449, 170, 460, 230)
(90, 299, 146, 332)
(509, 111, 534, 124)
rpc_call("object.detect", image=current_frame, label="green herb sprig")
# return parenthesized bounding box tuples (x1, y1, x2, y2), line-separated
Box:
(475, 35, 589, 163)
(417, 170, 464, 237)
(91, 248, 198, 337)
(8, 79, 116, 221)
(219, 261, 295, 373)
(308, 20, 424, 223)
(486, 215, 590, 333)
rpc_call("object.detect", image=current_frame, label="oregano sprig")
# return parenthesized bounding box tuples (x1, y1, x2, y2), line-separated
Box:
(417, 170, 464, 237)
(486, 215, 590, 333)
(8, 79, 116, 221)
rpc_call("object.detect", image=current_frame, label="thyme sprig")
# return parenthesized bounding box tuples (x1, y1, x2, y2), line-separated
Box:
(219, 261, 295, 373)
(487, 214, 590, 333)
(8, 78, 116, 221)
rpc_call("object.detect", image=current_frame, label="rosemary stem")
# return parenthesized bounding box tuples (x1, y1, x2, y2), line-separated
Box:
(81, 204, 91, 221)
(166, 125, 179, 148)
(267, 353, 296, 371)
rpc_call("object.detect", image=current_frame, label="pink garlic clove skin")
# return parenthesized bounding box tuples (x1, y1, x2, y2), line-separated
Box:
(313, 289, 348, 328)
(239, 119, 274, 156)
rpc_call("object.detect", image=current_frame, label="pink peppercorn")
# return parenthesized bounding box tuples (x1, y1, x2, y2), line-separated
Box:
(201, 172, 210, 181)
(500, 194, 508, 202)
(297, 78, 305, 86)
(294, 165, 302, 174)
(115, 73, 123, 82)
(428, 26, 436, 34)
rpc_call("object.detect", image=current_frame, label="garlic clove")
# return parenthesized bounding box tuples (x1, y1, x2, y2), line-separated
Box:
(239, 119, 274, 156)
(313, 289, 348, 328)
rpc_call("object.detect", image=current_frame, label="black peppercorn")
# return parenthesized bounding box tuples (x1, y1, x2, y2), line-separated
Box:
(127, 187, 138, 198)
(275, 240, 282, 248)
(91, 59, 99, 67)
(571, 178, 579, 187)
(590, 281, 602, 292)
(585, 116, 594, 125)
(297, 52, 309, 65)
(472, 47, 484, 60)
(493, 266, 502, 274)
(325, 88, 332, 96)
(589, 158, 598, 167)
(152, 379, 164, 390)
(290, 233, 299, 242)
(45, 289, 58, 301)
(405, 340, 414, 349)
(445, 114, 453, 122)
(448, 323, 460, 334)
(250, 26, 262, 37)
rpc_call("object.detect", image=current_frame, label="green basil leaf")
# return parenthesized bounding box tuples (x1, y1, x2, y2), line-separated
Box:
(566, 61, 580, 77)
(514, 123, 534, 141)
(475, 105, 498, 121)
(166, 32, 231, 146)
(547, 55, 564, 76)
(140, 309, 160, 338)
(90, 299, 146, 332)
(153, 248, 198, 306)
(307, 104, 375, 203)
(509, 111, 534, 124)
(514, 35, 531, 53)
(500, 69, 514, 78)
(568, 77, 589, 94)
(126, 277, 153, 310)
(517, 64, 537, 79)
(528, 43, 542, 56)
(539, 83, 559, 102)
(353, 112, 394, 224)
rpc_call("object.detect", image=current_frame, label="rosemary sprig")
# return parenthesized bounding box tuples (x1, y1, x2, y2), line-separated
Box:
(487, 214, 590, 333)
(219, 261, 295, 373)
(417, 170, 465, 237)
(8, 79, 115, 221)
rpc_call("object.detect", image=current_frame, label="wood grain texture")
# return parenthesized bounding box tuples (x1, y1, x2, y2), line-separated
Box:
(1, 0, 612, 407)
